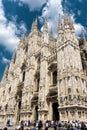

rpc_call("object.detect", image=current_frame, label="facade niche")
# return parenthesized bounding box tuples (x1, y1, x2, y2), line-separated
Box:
(37, 78, 40, 91)
(35, 69, 40, 92)
(25, 45, 28, 52)
(68, 88, 71, 94)
(9, 87, 11, 93)
(53, 71, 57, 85)
(3, 90, 5, 96)
(22, 71, 25, 82)
(5, 104, 8, 110)
(35, 75, 40, 92)
(37, 57, 40, 70)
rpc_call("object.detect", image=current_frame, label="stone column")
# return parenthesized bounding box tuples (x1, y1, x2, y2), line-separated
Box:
(75, 108, 78, 121)
(48, 102, 53, 120)
(51, 72, 53, 85)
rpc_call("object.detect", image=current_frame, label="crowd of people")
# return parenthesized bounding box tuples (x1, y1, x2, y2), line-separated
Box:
(2, 119, 87, 130)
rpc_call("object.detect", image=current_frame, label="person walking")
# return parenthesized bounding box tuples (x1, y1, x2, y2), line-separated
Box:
(38, 120, 43, 130)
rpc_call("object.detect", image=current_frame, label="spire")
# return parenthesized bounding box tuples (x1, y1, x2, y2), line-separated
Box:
(11, 51, 15, 63)
(68, 16, 75, 33)
(58, 14, 61, 29)
(25, 37, 28, 45)
(49, 26, 53, 40)
(82, 29, 87, 46)
(64, 10, 68, 25)
(31, 18, 38, 30)
(18, 33, 25, 49)
(58, 14, 63, 34)
(64, 12, 75, 35)
(4, 65, 9, 75)
(44, 18, 48, 32)
(19, 33, 25, 43)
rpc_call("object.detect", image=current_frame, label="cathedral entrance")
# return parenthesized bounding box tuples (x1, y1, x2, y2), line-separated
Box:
(17, 100, 21, 122)
(35, 106, 38, 121)
(15, 88, 22, 124)
(52, 102, 59, 120)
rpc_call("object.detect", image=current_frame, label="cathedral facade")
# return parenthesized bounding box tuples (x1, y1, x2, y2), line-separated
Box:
(0, 13, 87, 124)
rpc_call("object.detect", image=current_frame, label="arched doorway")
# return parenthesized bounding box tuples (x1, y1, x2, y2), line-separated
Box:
(18, 100, 21, 121)
(52, 102, 59, 120)
(15, 89, 22, 124)
(35, 106, 38, 121)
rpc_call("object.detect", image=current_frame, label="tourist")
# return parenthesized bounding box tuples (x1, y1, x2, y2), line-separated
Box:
(6, 119, 10, 126)
(81, 122, 86, 130)
(20, 120, 24, 130)
(3, 128, 8, 130)
(38, 120, 43, 130)
(32, 123, 37, 130)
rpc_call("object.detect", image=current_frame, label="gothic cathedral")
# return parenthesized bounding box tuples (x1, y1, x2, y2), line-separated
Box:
(0, 13, 87, 124)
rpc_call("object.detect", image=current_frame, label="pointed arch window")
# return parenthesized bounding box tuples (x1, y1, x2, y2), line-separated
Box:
(68, 88, 71, 94)
(22, 71, 25, 82)
(53, 71, 57, 85)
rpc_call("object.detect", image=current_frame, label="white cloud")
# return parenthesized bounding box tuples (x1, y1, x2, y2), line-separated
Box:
(74, 23, 84, 35)
(1, 0, 85, 50)
(40, 0, 85, 37)
(71, 15, 84, 36)
(21, 0, 46, 10)
(9, 0, 46, 10)
(19, 22, 27, 33)
(8, 0, 85, 38)
(2, 57, 10, 64)
(0, 0, 27, 51)
(0, 0, 19, 51)
(40, 0, 63, 38)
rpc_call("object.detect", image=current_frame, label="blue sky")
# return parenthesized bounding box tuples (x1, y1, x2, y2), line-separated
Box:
(0, 0, 87, 81)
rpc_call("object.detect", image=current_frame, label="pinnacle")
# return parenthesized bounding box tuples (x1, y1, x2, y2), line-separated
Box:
(49, 26, 53, 41)
(11, 51, 16, 62)
(4, 65, 9, 74)
(20, 33, 25, 43)
(31, 18, 38, 30)
(64, 10, 68, 25)
(82, 29, 87, 46)
(44, 18, 48, 32)
(58, 14, 63, 30)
